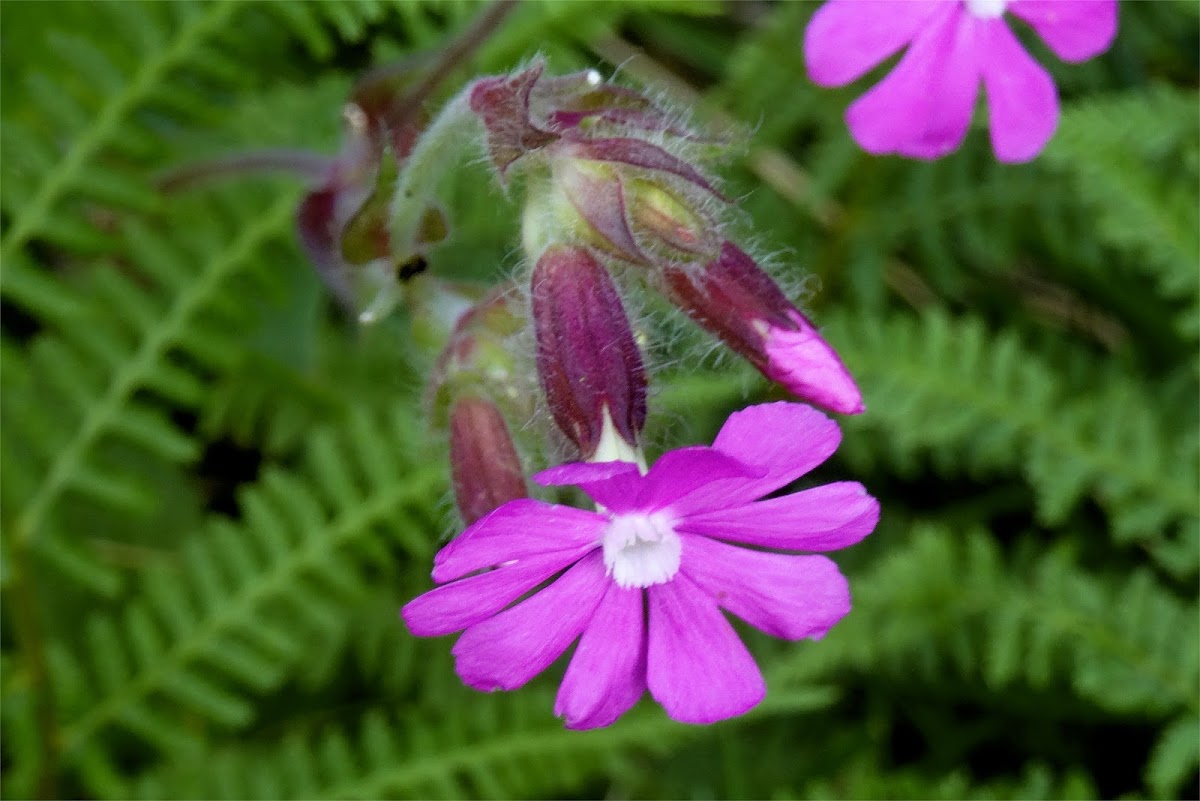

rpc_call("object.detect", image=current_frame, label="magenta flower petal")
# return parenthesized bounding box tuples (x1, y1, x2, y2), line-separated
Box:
(1009, 0, 1118, 63)
(700, 401, 842, 509)
(534, 461, 641, 486)
(555, 583, 647, 730)
(403, 549, 584, 637)
(804, 0, 942, 87)
(453, 552, 608, 691)
(647, 575, 765, 724)
(677, 482, 879, 552)
(534, 461, 645, 512)
(981, 20, 1059, 163)
(433, 499, 603, 582)
(846, 6, 981, 160)
(681, 536, 851, 640)
(765, 311, 864, 415)
(635, 446, 766, 516)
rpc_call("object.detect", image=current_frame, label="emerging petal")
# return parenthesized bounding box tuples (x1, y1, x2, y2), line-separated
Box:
(647, 575, 766, 724)
(453, 552, 607, 691)
(804, 0, 943, 87)
(847, 5, 982, 160)
(765, 311, 864, 415)
(678, 481, 880, 552)
(433, 499, 604, 582)
(682, 536, 851, 640)
(702, 401, 843, 509)
(980, 21, 1059, 163)
(403, 549, 583, 637)
(555, 583, 647, 729)
(1008, 0, 1118, 63)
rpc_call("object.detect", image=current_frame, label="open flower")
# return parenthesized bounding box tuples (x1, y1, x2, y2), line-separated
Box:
(402, 402, 879, 729)
(804, 0, 1118, 163)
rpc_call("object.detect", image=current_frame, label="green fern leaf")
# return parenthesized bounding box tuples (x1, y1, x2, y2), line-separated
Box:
(827, 310, 1198, 571)
(47, 406, 440, 768)
(1145, 713, 1200, 799)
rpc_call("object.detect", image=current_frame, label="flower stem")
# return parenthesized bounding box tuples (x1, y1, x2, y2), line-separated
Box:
(156, 149, 332, 192)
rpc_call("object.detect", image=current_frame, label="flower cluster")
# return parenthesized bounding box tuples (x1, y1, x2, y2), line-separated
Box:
(469, 60, 865, 455)
(393, 60, 878, 728)
(171, 1, 1123, 727)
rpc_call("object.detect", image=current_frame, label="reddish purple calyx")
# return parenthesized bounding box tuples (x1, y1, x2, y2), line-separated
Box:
(469, 64, 559, 176)
(531, 245, 647, 457)
(450, 396, 528, 525)
(662, 242, 864, 415)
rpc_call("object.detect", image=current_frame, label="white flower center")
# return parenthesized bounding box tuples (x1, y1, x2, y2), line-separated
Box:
(964, 0, 1007, 18)
(602, 512, 681, 589)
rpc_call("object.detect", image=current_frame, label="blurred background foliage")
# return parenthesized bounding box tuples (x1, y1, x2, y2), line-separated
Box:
(0, 1, 1197, 799)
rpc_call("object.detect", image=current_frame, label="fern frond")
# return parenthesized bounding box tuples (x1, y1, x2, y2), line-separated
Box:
(796, 759, 1097, 801)
(1043, 86, 1200, 337)
(124, 682, 833, 800)
(1145, 713, 1200, 799)
(0, 1, 238, 264)
(0, 0, 420, 271)
(1, 189, 299, 595)
(47, 405, 441, 765)
(827, 310, 1198, 571)
(772, 524, 1199, 719)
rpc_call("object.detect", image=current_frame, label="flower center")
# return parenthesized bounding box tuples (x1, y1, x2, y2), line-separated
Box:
(964, 0, 1007, 18)
(602, 511, 681, 589)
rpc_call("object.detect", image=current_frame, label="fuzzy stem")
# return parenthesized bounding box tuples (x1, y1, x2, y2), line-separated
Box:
(381, 0, 519, 136)
(387, 0, 519, 255)
(156, 149, 332, 193)
(387, 91, 479, 261)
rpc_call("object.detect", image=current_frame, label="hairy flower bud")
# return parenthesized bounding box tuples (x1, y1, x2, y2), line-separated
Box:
(548, 140, 723, 267)
(470, 61, 725, 269)
(426, 283, 526, 426)
(662, 242, 864, 415)
(531, 245, 647, 460)
(468, 61, 691, 178)
(449, 396, 528, 524)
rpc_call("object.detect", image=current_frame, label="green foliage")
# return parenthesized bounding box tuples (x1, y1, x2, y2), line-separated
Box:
(1, 1, 1196, 800)
(825, 310, 1198, 576)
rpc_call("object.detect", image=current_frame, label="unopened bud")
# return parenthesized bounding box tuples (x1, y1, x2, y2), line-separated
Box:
(662, 242, 864, 415)
(545, 138, 723, 268)
(531, 245, 647, 459)
(426, 284, 525, 426)
(449, 396, 527, 524)
(469, 63, 558, 177)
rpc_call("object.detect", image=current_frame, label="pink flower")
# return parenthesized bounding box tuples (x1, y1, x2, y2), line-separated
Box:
(402, 402, 879, 728)
(804, 0, 1118, 163)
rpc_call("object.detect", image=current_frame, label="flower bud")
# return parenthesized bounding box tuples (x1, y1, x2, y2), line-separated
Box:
(531, 244, 647, 459)
(449, 396, 528, 524)
(548, 144, 722, 268)
(661, 241, 864, 415)
(469, 63, 558, 177)
(426, 283, 525, 427)
(468, 61, 692, 179)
